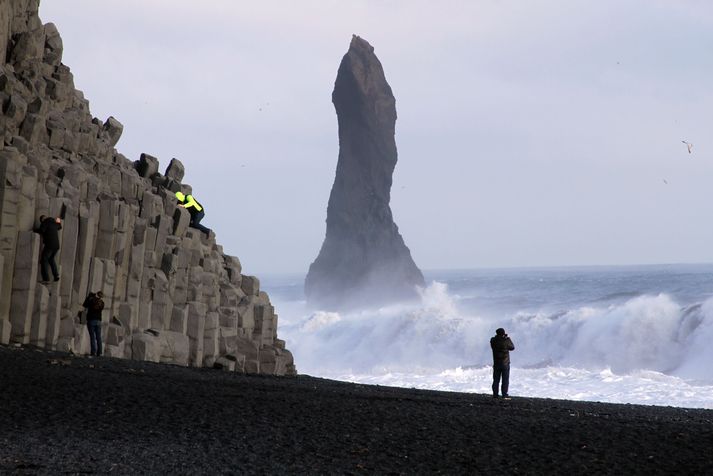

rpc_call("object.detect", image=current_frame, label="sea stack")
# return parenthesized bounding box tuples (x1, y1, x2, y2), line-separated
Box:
(305, 35, 425, 309)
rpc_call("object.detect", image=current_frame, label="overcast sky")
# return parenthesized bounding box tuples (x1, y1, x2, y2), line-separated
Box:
(40, 1, 713, 275)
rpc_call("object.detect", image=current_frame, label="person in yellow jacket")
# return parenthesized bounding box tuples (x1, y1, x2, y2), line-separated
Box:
(175, 191, 211, 236)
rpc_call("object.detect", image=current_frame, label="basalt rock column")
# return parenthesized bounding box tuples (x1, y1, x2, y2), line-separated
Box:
(0, 1, 295, 376)
(305, 35, 424, 309)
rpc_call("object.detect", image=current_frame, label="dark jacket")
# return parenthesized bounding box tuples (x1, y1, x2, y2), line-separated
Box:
(490, 334, 515, 366)
(34, 217, 62, 250)
(82, 294, 104, 321)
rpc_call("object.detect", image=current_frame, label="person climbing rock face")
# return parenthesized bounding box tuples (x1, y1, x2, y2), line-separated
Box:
(175, 191, 211, 236)
(34, 215, 62, 284)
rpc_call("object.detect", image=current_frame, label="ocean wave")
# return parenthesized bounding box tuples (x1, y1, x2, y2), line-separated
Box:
(278, 281, 713, 382)
(592, 290, 643, 302)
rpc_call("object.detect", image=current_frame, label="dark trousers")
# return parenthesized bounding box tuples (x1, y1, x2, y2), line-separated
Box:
(492, 363, 510, 396)
(87, 320, 102, 356)
(40, 246, 59, 282)
(190, 210, 211, 235)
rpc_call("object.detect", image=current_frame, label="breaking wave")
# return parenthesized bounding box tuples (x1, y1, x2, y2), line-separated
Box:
(268, 266, 713, 408)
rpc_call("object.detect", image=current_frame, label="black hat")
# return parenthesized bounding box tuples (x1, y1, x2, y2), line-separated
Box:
(496, 328, 506, 336)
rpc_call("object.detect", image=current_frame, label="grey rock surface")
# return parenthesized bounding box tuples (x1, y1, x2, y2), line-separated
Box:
(305, 36, 424, 310)
(0, 2, 295, 376)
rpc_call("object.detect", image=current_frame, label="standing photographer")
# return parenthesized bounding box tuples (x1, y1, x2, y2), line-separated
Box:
(82, 291, 104, 357)
(490, 328, 515, 399)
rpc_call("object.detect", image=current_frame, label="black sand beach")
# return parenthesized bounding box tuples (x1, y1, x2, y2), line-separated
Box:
(1, 344, 712, 475)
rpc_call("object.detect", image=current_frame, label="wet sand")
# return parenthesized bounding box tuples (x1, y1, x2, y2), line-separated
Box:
(1, 344, 712, 475)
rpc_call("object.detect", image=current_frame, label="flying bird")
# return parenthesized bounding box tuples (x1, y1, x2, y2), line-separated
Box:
(663, 179, 668, 185)
(682, 140, 693, 154)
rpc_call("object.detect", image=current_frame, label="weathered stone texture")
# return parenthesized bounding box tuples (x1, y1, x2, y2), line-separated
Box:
(102, 116, 123, 147)
(129, 332, 161, 363)
(9, 231, 39, 343)
(29, 284, 48, 346)
(136, 153, 159, 179)
(0, 3, 295, 376)
(165, 157, 185, 182)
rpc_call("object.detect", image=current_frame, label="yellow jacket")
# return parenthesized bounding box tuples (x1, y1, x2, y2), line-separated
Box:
(175, 191, 203, 212)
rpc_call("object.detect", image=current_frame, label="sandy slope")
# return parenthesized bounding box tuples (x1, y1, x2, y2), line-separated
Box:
(1, 344, 712, 475)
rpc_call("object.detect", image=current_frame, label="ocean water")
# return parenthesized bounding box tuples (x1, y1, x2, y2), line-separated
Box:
(262, 264, 713, 409)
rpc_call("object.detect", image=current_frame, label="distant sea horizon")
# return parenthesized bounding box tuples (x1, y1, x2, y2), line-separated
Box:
(258, 261, 713, 281)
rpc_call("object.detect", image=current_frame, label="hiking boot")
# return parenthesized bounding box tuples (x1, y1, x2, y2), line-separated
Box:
(53, 276, 60, 282)
(502, 395, 512, 400)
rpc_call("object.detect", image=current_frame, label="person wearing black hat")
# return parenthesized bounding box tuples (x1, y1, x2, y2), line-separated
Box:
(490, 328, 515, 399)
(34, 215, 62, 283)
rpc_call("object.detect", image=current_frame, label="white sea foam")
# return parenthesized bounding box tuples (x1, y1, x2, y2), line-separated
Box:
(325, 366, 713, 409)
(269, 267, 713, 409)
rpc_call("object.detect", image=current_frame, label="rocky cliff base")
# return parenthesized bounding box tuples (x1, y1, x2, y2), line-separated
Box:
(2, 344, 711, 475)
(0, 1, 294, 374)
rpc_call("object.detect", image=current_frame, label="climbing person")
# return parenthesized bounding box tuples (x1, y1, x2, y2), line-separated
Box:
(175, 191, 211, 236)
(82, 291, 104, 357)
(490, 327, 515, 399)
(34, 215, 62, 284)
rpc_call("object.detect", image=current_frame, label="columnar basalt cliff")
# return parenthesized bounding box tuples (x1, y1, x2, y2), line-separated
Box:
(305, 36, 424, 309)
(0, 1, 295, 375)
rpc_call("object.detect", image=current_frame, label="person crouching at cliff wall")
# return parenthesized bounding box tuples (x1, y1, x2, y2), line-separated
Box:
(34, 215, 62, 284)
(175, 191, 211, 236)
(83, 291, 104, 357)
